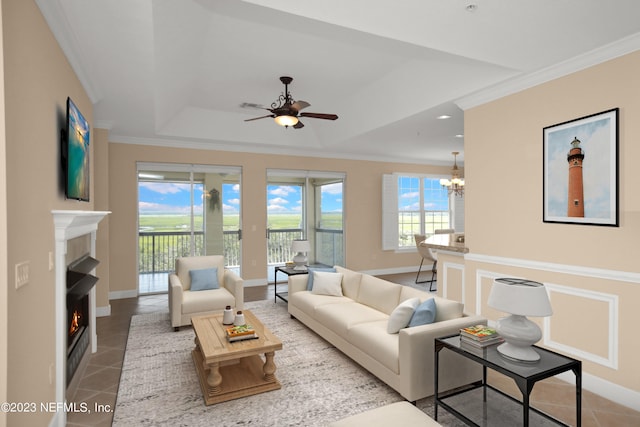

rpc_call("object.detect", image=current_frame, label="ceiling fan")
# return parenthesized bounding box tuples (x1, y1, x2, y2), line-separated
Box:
(243, 76, 338, 129)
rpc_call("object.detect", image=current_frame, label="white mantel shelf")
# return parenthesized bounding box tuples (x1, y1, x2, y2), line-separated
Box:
(51, 210, 110, 427)
(52, 210, 111, 241)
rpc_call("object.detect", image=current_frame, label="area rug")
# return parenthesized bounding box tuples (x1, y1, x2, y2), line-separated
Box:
(114, 300, 419, 426)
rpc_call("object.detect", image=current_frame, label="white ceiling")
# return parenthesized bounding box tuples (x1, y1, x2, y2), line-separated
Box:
(38, 0, 640, 165)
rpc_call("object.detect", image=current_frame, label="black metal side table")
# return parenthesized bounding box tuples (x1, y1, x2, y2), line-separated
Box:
(273, 266, 309, 302)
(434, 334, 581, 427)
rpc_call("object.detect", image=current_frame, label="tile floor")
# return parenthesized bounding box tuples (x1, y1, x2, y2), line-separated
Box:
(66, 274, 640, 426)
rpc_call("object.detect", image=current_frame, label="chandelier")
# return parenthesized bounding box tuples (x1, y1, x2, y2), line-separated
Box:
(440, 151, 465, 197)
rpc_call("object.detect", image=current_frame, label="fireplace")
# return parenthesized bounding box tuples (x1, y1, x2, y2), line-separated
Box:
(66, 254, 99, 385)
(52, 209, 109, 427)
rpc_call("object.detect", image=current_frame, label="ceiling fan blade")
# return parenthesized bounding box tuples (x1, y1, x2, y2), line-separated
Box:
(240, 102, 269, 110)
(299, 112, 338, 120)
(244, 114, 274, 122)
(293, 121, 305, 129)
(291, 100, 310, 112)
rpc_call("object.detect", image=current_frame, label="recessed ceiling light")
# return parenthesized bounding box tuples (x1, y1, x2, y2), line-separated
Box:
(455, 134, 464, 138)
(437, 115, 451, 120)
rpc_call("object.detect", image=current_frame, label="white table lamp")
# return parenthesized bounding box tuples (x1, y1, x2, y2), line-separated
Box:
(487, 278, 553, 362)
(291, 240, 310, 270)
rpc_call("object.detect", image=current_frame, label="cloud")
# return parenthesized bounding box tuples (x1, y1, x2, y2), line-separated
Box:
(227, 198, 240, 206)
(138, 201, 191, 214)
(139, 182, 190, 194)
(223, 203, 238, 213)
(401, 191, 419, 199)
(269, 197, 289, 205)
(321, 183, 343, 195)
(267, 204, 288, 213)
(269, 186, 297, 196)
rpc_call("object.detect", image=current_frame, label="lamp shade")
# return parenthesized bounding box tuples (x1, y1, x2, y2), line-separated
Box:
(291, 239, 310, 253)
(488, 278, 552, 317)
(274, 115, 299, 127)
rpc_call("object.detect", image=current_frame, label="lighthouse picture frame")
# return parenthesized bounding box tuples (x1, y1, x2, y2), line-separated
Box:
(543, 108, 619, 226)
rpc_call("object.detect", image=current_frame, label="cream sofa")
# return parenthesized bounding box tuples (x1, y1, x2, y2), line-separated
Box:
(288, 266, 485, 402)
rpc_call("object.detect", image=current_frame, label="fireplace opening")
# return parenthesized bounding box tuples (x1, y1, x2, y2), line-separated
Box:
(66, 254, 99, 386)
(67, 293, 89, 352)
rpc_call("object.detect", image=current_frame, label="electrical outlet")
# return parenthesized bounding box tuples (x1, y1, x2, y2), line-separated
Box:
(15, 261, 30, 289)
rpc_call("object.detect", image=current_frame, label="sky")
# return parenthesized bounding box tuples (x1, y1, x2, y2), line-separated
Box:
(398, 177, 449, 211)
(138, 182, 342, 215)
(544, 111, 616, 222)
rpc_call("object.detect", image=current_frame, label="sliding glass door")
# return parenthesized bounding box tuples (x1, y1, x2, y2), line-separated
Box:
(137, 163, 241, 294)
(266, 170, 344, 277)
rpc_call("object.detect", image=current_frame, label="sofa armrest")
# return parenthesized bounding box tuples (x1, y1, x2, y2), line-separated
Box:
(398, 314, 487, 399)
(168, 273, 184, 328)
(288, 274, 308, 294)
(223, 269, 244, 311)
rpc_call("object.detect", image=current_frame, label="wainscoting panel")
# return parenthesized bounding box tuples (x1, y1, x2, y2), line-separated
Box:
(544, 283, 618, 369)
(471, 266, 619, 369)
(441, 260, 465, 304)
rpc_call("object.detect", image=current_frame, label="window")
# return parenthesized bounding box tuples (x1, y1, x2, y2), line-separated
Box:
(383, 174, 452, 250)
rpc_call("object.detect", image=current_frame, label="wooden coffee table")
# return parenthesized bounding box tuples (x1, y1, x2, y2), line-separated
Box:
(191, 309, 283, 405)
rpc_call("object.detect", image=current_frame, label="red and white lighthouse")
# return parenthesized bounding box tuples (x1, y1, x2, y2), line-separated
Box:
(567, 137, 585, 217)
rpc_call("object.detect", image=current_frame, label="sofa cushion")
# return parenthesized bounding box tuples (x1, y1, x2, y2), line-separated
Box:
(348, 320, 399, 373)
(189, 267, 220, 291)
(329, 401, 441, 427)
(315, 302, 388, 338)
(311, 271, 344, 296)
(409, 297, 437, 327)
(400, 285, 432, 303)
(334, 266, 363, 300)
(356, 275, 402, 315)
(289, 291, 352, 317)
(434, 297, 464, 322)
(182, 288, 235, 315)
(387, 297, 420, 333)
(306, 266, 337, 290)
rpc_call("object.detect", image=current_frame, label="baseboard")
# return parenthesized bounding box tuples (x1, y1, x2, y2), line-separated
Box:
(360, 266, 417, 276)
(96, 305, 111, 317)
(556, 370, 640, 412)
(109, 289, 138, 300)
(244, 278, 267, 288)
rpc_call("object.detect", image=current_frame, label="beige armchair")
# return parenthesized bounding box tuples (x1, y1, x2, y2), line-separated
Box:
(168, 255, 244, 331)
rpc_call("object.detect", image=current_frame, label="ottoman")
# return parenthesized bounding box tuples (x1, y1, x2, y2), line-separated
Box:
(328, 401, 441, 426)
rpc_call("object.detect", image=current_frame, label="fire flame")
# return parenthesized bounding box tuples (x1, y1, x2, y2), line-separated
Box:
(69, 310, 81, 336)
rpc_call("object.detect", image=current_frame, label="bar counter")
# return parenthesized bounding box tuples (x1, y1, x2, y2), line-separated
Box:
(420, 233, 468, 254)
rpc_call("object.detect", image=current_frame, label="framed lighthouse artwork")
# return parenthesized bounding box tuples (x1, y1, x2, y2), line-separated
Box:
(543, 108, 619, 226)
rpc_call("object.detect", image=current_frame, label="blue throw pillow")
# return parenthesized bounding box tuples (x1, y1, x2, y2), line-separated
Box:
(306, 267, 336, 290)
(189, 267, 219, 291)
(408, 298, 437, 327)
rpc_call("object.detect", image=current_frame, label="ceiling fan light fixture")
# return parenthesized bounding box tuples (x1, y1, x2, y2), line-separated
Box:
(274, 115, 299, 127)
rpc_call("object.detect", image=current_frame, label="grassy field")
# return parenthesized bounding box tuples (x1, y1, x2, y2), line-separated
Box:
(139, 213, 343, 231)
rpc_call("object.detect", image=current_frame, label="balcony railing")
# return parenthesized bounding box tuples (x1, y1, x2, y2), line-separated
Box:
(139, 228, 343, 274)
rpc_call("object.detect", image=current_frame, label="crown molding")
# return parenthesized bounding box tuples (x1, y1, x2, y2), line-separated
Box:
(35, 0, 103, 103)
(107, 134, 441, 165)
(456, 33, 640, 111)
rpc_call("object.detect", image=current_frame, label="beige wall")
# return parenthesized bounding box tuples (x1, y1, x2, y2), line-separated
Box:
(462, 51, 640, 403)
(107, 143, 451, 295)
(2, 0, 94, 425)
(0, 2, 7, 426)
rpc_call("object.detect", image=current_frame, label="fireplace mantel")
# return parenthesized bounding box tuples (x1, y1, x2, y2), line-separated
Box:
(52, 210, 110, 242)
(51, 210, 109, 427)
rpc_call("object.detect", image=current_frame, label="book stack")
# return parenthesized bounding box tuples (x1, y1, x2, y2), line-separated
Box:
(225, 324, 258, 342)
(459, 325, 503, 349)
